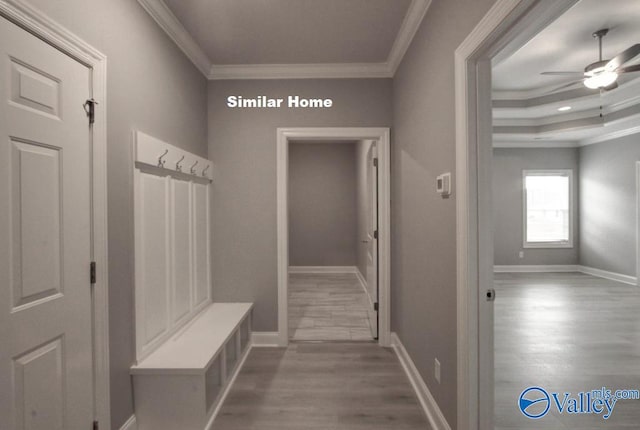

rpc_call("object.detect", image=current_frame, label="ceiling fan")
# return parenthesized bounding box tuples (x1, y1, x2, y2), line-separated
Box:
(541, 29, 640, 92)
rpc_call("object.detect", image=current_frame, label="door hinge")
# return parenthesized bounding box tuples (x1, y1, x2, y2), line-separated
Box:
(90, 261, 96, 284)
(373, 230, 378, 240)
(374, 302, 379, 312)
(373, 157, 378, 167)
(83, 98, 98, 124)
(93, 420, 99, 430)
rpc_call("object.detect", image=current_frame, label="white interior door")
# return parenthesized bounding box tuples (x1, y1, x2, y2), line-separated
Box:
(365, 143, 379, 339)
(0, 18, 94, 429)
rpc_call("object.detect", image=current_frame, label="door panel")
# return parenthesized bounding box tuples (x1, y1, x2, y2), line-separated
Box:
(0, 18, 94, 429)
(365, 143, 379, 339)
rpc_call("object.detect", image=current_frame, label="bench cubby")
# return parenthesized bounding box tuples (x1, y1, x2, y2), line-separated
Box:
(131, 303, 252, 430)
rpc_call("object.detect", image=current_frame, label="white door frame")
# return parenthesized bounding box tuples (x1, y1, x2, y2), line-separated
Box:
(0, 1, 111, 428)
(454, 1, 579, 429)
(276, 127, 391, 347)
(637, 162, 640, 286)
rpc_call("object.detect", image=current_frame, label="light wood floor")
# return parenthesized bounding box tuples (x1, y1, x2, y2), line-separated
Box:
(211, 342, 431, 430)
(495, 272, 640, 430)
(289, 273, 373, 341)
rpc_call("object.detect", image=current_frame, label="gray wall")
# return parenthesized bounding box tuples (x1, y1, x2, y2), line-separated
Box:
(208, 79, 392, 332)
(22, 1, 208, 427)
(288, 142, 357, 266)
(493, 148, 580, 266)
(580, 135, 640, 277)
(391, 0, 498, 427)
(356, 140, 374, 277)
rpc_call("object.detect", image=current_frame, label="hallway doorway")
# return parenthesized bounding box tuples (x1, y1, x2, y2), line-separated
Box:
(276, 128, 391, 347)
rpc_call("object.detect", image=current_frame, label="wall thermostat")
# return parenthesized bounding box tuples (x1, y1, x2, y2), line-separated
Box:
(436, 172, 451, 197)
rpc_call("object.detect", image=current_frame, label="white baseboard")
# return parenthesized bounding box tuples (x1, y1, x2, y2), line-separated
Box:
(251, 331, 281, 347)
(390, 333, 451, 430)
(494, 264, 638, 286)
(288, 266, 358, 274)
(205, 344, 252, 430)
(578, 265, 638, 286)
(119, 415, 137, 430)
(493, 264, 579, 273)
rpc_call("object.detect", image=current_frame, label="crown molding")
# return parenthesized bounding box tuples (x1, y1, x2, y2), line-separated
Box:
(493, 140, 579, 148)
(139, 0, 431, 80)
(137, 0, 211, 76)
(387, 0, 433, 74)
(579, 124, 640, 146)
(208, 62, 391, 80)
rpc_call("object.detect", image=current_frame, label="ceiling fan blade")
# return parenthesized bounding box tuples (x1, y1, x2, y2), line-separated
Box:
(602, 81, 618, 92)
(618, 64, 640, 74)
(545, 79, 585, 94)
(541, 71, 584, 76)
(605, 44, 640, 71)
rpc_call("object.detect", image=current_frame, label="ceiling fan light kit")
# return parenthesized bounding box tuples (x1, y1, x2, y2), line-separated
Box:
(541, 28, 640, 92)
(584, 70, 618, 89)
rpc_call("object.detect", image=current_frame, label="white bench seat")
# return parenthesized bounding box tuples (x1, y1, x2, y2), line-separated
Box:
(131, 302, 252, 375)
(130, 302, 253, 430)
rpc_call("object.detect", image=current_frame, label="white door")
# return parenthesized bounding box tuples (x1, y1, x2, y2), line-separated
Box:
(0, 18, 94, 430)
(365, 143, 378, 339)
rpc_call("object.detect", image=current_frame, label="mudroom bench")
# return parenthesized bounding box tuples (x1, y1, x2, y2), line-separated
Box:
(130, 302, 253, 430)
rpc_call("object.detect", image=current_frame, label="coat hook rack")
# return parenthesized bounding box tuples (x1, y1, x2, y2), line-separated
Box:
(157, 149, 168, 168)
(202, 165, 210, 177)
(176, 155, 185, 172)
(190, 160, 198, 174)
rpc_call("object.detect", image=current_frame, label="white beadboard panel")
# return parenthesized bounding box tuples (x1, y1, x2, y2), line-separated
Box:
(171, 179, 193, 325)
(137, 172, 171, 359)
(134, 132, 213, 363)
(193, 182, 211, 308)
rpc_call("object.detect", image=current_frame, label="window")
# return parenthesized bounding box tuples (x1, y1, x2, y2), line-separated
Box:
(523, 170, 573, 248)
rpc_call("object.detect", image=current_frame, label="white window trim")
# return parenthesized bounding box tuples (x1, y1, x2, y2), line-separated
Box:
(522, 169, 574, 249)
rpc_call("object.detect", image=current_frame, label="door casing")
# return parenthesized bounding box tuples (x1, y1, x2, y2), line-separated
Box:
(276, 127, 391, 347)
(0, 1, 110, 428)
(637, 162, 640, 286)
(454, 1, 579, 429)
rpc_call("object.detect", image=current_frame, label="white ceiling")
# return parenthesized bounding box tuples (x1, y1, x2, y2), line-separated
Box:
(492, 0, 640, 147)
(164, 0, 412, 65)
(493, 0, 640, 92)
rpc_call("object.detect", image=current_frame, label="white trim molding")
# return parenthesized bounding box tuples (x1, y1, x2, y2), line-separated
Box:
(387, 0, 433, 74)
(493, 264, 579, 273)
(136, 0, 211, 76)
(250, 332, 281, 347)
(119, 415, 137, 430)
(0, 1, 111, 428)
(455, 1, 579, 429)
(391, 333, 452, 430)
(288, 266, 358, 274)
(137, 0, 433, 80)
(209, 62, 391, 80)
(494, 265, 638, 286)
(637, 162, 640, 287)
(277, 128, 392, 347)
(578, 266, 638, 286)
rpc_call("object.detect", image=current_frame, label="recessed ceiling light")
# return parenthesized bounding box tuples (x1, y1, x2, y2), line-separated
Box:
(558, 106, 572, 112)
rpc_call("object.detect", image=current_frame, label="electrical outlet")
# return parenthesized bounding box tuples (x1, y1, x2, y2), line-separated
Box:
(435, 358, 441, 383)
(519, 251, 524, 259)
